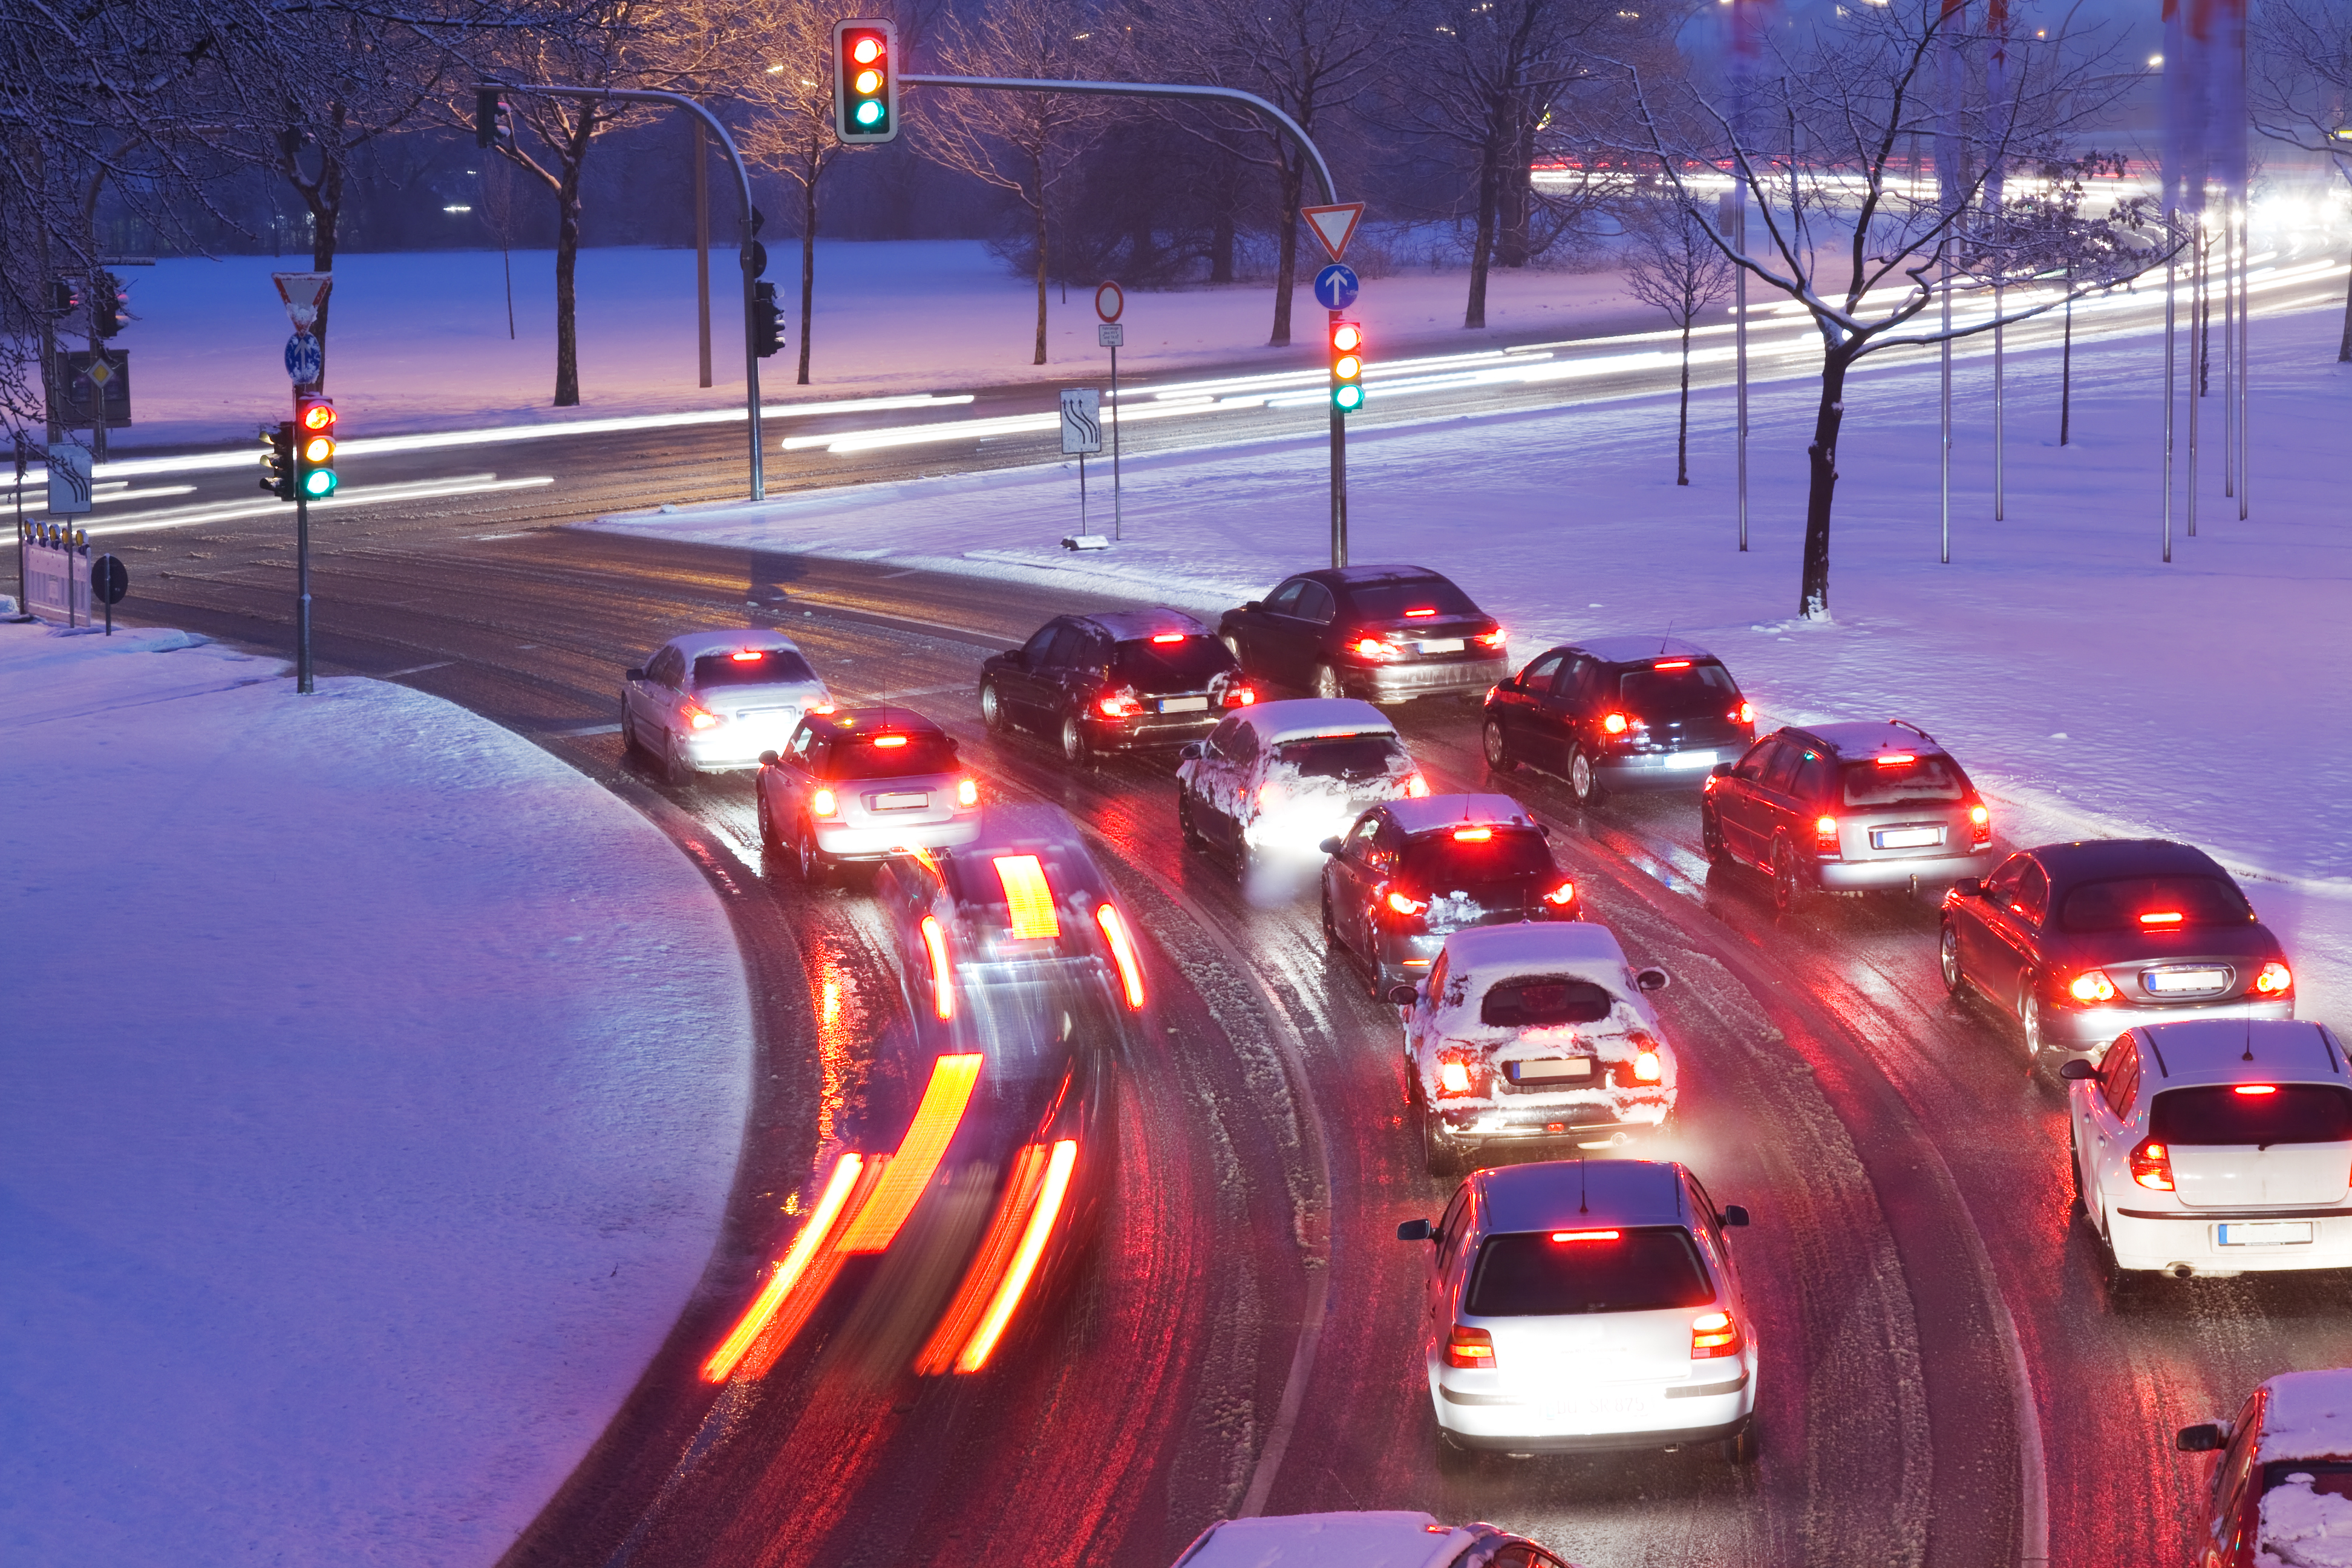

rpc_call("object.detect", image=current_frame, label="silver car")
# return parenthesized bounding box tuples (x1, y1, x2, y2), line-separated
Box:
(755, 707, 981, 881)
(622, 630, 834, 783)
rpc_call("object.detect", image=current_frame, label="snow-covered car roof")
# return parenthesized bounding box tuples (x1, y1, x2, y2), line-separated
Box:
(1074, 608, 1214, 643)
(1236, 697, 1398, 746)
(1440, 921, 1632, 989)
(1568, 634, 1719, 665)
(661, 628, 807, 660)
(2258, 1369, 2352, 1464)
(1382, 793, 1538, 837)
(1477, 1158, 1690, 1235)
(1790, 720, 1949, 760)
(2132, 1019, 2345, 1086)
(1172, 1511, 1489, 1568)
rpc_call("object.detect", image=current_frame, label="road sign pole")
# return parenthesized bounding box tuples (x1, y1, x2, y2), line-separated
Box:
(295, 484, 313, 693)
(1109, 343, 1121, 541)
(1330, 307, 1346, 569)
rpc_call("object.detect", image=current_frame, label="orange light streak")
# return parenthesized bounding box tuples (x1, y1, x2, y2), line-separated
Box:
(921, 915, 954, 1019)
(702, 1153, 864, 1382)
(913, 1143, 1048, 1376)
(955, 1139, 1079, 1372)
(1095, 903, 1146, 1009)
(995, 855, 1060, 939)
(838, 1053, 982, 1252)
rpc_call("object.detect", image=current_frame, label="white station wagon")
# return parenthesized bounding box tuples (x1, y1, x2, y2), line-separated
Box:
(622, 630, 833, 783)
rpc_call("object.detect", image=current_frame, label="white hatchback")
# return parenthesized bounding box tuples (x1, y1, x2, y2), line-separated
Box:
(2065, 1018, 2352, 1287)
(1396, 1158, 1758, 1463)
(622, 630, 833, 782)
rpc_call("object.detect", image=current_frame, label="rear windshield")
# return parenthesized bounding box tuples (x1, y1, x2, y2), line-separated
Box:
(2150, 1085, 2352, 1146)
(1467, 1227, 1714, 1316)
(2265, 1462, 2352, 1497)
(1272, 734, 1406, 782)
(1617, 662, 1739, 719)
(1113, 635, 1235, 689)
(1343, 577, 1481, 622)
(1841, 754, 1967, 807)
(828, 733, 959, 780)
(1402, 830, 1555, 888)
(694, 649, 817, 688)
(1480, 975, 1616, 1027)
(2059, 874, 2253, 933)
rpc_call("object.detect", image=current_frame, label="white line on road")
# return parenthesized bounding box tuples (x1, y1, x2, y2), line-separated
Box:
(80, 475, 556, 538)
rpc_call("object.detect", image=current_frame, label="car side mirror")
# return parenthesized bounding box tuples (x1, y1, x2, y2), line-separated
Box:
(1635, 967, 1670, 993)
(1952, 877, 1983, 898)
(1318, 835, 1344, 855)
(1003, 648, 1026, 665)
(626, 666, 646, 683)
(1719, 1204, 1750, 1228)
(2176, 1422, 2228, 1453)
(1535, 823, 1553, 838)
(1243, 600, 1263, 613)
(1396, 1218, 1434, 1243)
(1710, 762, 1734, 779)
(2059, 1057, 2097, 1081)
(1385, 983, 1420, 1006)
(1181, 742, 1205, 762)
(757, 750, 780, 767)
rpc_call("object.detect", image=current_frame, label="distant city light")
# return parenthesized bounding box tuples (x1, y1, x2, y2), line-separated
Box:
(2149, 53, 2163, 66)
(442, 204, 472, 214)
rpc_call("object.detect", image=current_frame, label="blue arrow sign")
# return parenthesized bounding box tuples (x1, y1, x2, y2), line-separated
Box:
(284, 332, 322, 384)
(1312, 263, 1360, 312)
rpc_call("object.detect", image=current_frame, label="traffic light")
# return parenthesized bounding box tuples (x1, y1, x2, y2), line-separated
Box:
(474, 87, 505, 149)
(752, 281, 783, 358)
(49, 279, 76, 315)
(832, 20, 898, 144)
(1330, 319, 1364, 413)
(295, 396, 338, 498)
(260, 421, 295, 500)
(92, 270, 123, 338)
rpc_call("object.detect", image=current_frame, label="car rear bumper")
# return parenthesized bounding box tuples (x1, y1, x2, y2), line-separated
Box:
(1089, 710, 1224, 750)
(1428, 1098, 1671, 1150)
(1373, 915, 1567, 973)
(1434, 1368, 1753, 1451)
(682, 732, 795, 771)
(1814, 849, 1993, 891)
(1594, 751, 1734, 791)
(1350, 655, 1509, 702)
(2107, 1204, 2352, 1275)
(2050, 996, 2295, 1056)
(811, 817, 982, 860)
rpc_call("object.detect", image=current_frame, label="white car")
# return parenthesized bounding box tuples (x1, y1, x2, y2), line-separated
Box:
(622, 630, 833, 782)
(2063, 1017, 2352, 1290)
(1175, 697, 1427, 878)
(1403, 922, 1676, 1175)
(1172, 1511, 1580, 1568)
(1397, 1158, 1757, 1463)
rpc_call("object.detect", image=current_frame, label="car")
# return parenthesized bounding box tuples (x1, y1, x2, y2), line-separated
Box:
(1481, 636, 1755, 806)
(1702, 719, 1994, 911)
(874, 802, 1150, 1047)
(1318, 793, 1579, 1000)
(978, 609, 1256, 765)
(622, 630, 833, 783)
(2178, 1368, 2352, 1568)
(1396, 1158, 1756, 1463)
(1217, 564, 1509, 704)
(754, 707, 980, 881)
(1941, 838, 2295, 1059)
(1400, 923, 1677, 1172)
(2061, 1018, 2352, 1290)
(1171, 1511, 1583, 1568)
(1175, 697, 1428, 878)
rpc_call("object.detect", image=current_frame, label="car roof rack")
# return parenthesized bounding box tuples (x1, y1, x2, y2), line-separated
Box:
(1887, 718, 1937, 744)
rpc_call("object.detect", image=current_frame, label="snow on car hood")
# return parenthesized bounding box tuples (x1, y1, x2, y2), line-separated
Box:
(2259, 1472, 2352, 1568)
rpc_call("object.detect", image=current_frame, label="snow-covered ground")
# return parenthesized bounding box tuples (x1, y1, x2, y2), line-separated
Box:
(587, 298, 2352, 1022)
(0, 625, 751, 1566)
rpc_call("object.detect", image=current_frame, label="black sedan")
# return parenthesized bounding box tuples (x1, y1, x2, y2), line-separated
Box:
(1940, 838, 2296, 1060)
(1218, 564, 1509, 704)
(1483, 636, 1755, 806)
(978, 609, 1255, 765)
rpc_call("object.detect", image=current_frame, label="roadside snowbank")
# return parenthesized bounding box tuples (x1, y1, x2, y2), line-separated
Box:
(0, 624, 750, 1566)
(584, 299, 2352, 1020)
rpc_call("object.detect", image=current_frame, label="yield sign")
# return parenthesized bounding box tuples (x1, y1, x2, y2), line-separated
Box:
(1299, 202, 1365, 263)
(272, 270, 332, 330)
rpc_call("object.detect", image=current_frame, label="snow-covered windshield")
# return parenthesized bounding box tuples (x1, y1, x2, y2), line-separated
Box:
(1467, 1227, 1713, 1316)
(1272, 734, 1408, 782)
(2059, 874, 2252, 933)
(1480, 975, 1616, 1028)
(1342, 578, 1480, 622)
(693, 649, 817, 688)
(1841, 755, 1965, 806)
(2151, 1085, 2352, 1145)
(1617, 662, 1739, 719)
(1112, 636, 1235, 690)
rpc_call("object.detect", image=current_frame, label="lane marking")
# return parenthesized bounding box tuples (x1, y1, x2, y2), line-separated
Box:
(384, 660, 456, 678)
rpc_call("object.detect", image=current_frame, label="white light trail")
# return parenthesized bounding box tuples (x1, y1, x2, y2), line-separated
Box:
(79, 474, 555, 537)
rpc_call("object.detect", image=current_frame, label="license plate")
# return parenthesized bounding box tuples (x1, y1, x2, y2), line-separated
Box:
(2148, 967, 2230, 994)
(1417, 638, 1465, 655)
(1509, 1058, 1593, 1082)
(1873, 826, 1944, 849)
(1664, 750, 1717, 770)
(1541, 1393, 1648, 1424)
(1158, 696, 1209, 713)
(874, 791, 929, 811)
(2217, 1221, 2313, 1246)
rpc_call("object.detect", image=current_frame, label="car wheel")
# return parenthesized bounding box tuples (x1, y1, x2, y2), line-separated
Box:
(1365, 956, 1394, 1004)
(1060, 710, 1091, 767)
(1722, 1419, 1761, 1466)
(621, 703, 648, 759)
(1701, 808, 1733, 869)
(1178, 787, 1203, 850)
(795, 815, 828, 886)
(1938, 922, 1965, 996)
(756, 786, 780, 853)
(979, 679, 1008, 733)
(1311, 661, 1344, 701)
(1568, 745, 1607, 808)
(664, 730, 696, 788)
(1481, 719, 1517, 774)
(1319, 883, 1342, 950)
(2021, 988, 2046, 1060)
(1419, 1099, 1465, 1178)
(2097, 1212, 2141, 1308)
(2068, 1125, 2089, 1217)
(1771, 840, 1806, 916)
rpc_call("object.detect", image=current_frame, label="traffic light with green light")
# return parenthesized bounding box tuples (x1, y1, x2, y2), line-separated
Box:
(295, 397, 338, 498)
(833, 20, 898, 144)
(1330, 319, 1364, 413)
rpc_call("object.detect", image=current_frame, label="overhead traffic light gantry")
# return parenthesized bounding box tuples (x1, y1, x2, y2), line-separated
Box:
(832, 20, 898, 144)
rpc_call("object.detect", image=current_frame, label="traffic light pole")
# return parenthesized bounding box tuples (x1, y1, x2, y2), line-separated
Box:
(295, 485, 313, 693)
(479, 82, 766, 501)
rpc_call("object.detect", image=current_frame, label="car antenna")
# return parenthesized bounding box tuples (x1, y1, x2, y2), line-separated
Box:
(1659, 619, 1676, 656)
(1578, 1156, 1589, 1215)
(2244, 1019, 2256, 1063)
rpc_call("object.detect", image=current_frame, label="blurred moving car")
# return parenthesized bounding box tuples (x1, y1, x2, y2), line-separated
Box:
(1172, 1511, 1581, 1568)
(1217, 565, 1509, 704)
(2063, 1019, 2352, 1289)
(1702, 720, 1994, 911)
(1940, 838, 2294, 1059)
(1176, 698, 1428, 879)
(1401, 923, 1676, 1174)
(1481, 637, 1754, 806)
(1318, 794, 1579, 1000)
(754, 707, 980, 881)
(1396, 1159, 1757, 1463)
(623, 630, 833, 783)
(978, 609, 1255, 765)
(2177, 1367, 2352, 1568)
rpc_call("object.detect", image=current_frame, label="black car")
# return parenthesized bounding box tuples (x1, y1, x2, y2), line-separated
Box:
(1940, 838, 2296, 1060)
(979, 609, 1255, 765)
(1317, 792, 1579, 998)
(1217, 564, 1509, 704)
(1482, 636, 1755, 806)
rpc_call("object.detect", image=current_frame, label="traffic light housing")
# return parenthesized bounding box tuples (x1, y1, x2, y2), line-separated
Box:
(832, 20, 898, 144)
(474, 87, 505, 149)
(260, 421, 295, 500)
(1330, 319, 1364, 413)
(752, 280, 783, 358)
(49, 279, 77, 316)
(295, 396, 338, 498)
(92, 270, 123, 338)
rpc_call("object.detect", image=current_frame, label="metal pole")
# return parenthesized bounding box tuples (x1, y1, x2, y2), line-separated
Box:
(2224, 199, 2236, 500)
(482, 82, 763, 499)
(2238, 198, 2250, 520)
(2188, 217, 2201, 538)
(296, 483, 313, 692)
(1993, 289, 2004, 521)
(1109, 341, 1122, 540)
(693, 120, 712, 390)
(1079, 451, 1088, 537)
(1940, 247, 1952, 565)
(2163, 223, 2176, 564)
(1735, 189, 1748, 552)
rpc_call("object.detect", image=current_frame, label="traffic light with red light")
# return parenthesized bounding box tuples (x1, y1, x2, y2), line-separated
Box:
(1330, 319, 1364, 413)
(832, 19, 898, 144)
(295, 396, 338, 498)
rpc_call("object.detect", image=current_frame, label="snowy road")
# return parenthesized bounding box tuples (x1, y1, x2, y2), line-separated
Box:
(91, 507, 2337, 1567)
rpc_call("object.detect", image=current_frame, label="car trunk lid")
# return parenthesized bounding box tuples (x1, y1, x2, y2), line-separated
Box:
(2173, 1143, 2352, 1208)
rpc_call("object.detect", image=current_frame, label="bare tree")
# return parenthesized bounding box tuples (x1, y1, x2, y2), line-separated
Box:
(1620, 195, 1734, 485)
(916, 0, 1106, 365)
(1587, 0, 2167, 618)
(2250, 0, 2352, 358)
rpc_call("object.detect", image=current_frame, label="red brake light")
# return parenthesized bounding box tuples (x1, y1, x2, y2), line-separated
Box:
(921, 915, 955, 1020)
(1099, 690, 1143, 719)
(2235, 1084, 2279, 1096)
(730, 648, 763, 662)
(1969, 803, 1991, 845)
(2130, 1138, 2174, 1191)
(1602, 712, 1630, 734)
(1477, 628, 1508, 647)
(1452, 826, 1493, 842)
(1813, 815, 1840, 853)
(1734, 701, 1756, 724)
(1095, 902, 1147, 1009)
(1633, 1048, 1663, 1082)
(2139, 910, 2184, 926)
(1445, 1324, 1495, 1368)
(1356, 637, 1385, 656)
(1404, 607, 1438, 618)
(685, 705, 722, 731)
(2070, 970, 2117, 1002)
(1691, 1310, 1743, 1359)
(1387, 889, 1430, 916)
(811, 787, 838, 817)
(1543, 879, 1576, 906)
(1150, 632, 1186, 644)
(1655, 658, 1693, 670)
(874, 733, 909, 748)
(1405, 774, 1431, 799)
(1434, 1050, 1482, 1097)
(956, 777, 979, 808)
(1550, 1229, 1622, 1242)
(2256, 961, 2293, 996)
(1875, 752, 1916, 766)
(1228, 684, 1257, 706)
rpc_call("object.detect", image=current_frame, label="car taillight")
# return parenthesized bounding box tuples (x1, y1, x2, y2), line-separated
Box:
(1733, 701, 1756, 725)
(1223, 684, 1256, 707)
(1633, 1048, 1663, 1082)
(1691, 1310, 1743, 1359)
(1435, 1051, 1483, 1098)
(1387, 889, 1430, 917)
(1095, 902, 1146, 1010)
(811, 787, 838, 817)
(1446, 1324, 1496, 1368)
(1813, 815, 1840, 854)
(1354, 636, 1403, 660)
(1099, 688, 1143, 719)
(1258, 782, 1285, 810)
(685, 705, 722, 731)
(921, 915, 955, 1021)
(1542, 879, 1576, 907)
(2255, 961, 2293, 997)
(956, 777, 979, 808)
(1969, 802, 1992, 846)
(1477, 628, 1508, 647)
(1602, 712, 1630, 735)
(2069, 969, 2116, 1002)
(1405, 774, 1431, 799)
(2130, 1138, 2175, 1191)
(808, 697, 836, 716)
